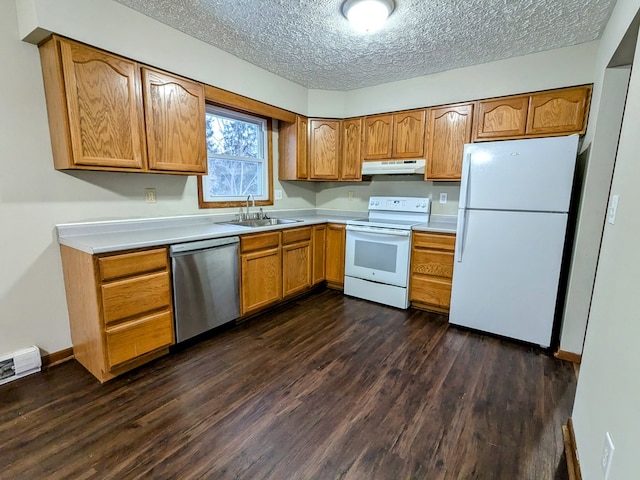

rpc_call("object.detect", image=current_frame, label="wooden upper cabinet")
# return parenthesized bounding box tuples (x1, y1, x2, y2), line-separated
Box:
(426, 103, 473, 181)
(297, 117, 309, 178)
(473, 86, 592, 141)
(341, 118, 362, 180)
(39, 36, 207, 175)
(309, 119, 340, 180)
(278, 115, 308, 180)
(526, 86, 591, 136)
(473, 95, 528, 141)
(41, 36, 147, 170)
(393, 110, 426, 158)
(142, 67, 207, 174)
(363, 114, 393, 160)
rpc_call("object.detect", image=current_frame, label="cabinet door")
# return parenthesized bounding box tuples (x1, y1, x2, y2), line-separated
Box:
(325, 223, 346, 288)
(526, 86, 591, 136)
(341, 118, 362, 180)
(363, 114, 393, 160)
(278, 115, 308, 180)
(309, 119, 340, 180)
(426, 103, 473, 181)
(409, 232, 455, 311)
(240, 247, 282, 315)
(312, 224, 326, 285)
(283, 241, 312, 297)
(473, 96, 528, 141)
(393, 110, 426, 158)
(142, 67, 207, 174)
(297, 116, 309, 178)
(58, 39, 147, 169)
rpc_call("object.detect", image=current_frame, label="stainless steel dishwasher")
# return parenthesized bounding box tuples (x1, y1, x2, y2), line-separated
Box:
(170, 236, 240, 343)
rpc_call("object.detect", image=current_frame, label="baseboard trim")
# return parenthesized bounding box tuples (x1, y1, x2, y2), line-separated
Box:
(555, 349, 582, 364)
(42, 347, 74, 367)
(562, 417, 582, 480)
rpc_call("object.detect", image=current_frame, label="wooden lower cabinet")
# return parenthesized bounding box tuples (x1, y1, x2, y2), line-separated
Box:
(282, 227, 312, 298)
(409, 232, 456, 313)
(240, 232, 282, 315)
(312, 224, 326, 285)
(60, 246, 174, 383)
(239, 226, 328, 315)
(325, 223, 346, 289)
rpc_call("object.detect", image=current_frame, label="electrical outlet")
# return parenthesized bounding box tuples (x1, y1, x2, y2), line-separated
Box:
(607, 194, 619, 224)
(602, 432, 615, 479)
(275, 189, 283, 200)
(145, 188, 157, 204)
(348, 191, 354, 201)
(439, 192, 447, 204)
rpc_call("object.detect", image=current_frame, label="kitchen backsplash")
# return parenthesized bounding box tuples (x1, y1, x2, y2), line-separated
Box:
(315, 176, 460, 215)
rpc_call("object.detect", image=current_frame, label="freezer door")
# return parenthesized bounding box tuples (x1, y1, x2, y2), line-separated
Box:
(460, 135, 579, 213)
(450, 209, 568, 347)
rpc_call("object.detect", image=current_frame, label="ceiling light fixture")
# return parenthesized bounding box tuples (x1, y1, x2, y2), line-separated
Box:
(342, 0, 395, 33)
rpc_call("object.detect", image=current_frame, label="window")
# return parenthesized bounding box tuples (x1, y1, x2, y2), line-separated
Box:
(198, 105, 272, 207)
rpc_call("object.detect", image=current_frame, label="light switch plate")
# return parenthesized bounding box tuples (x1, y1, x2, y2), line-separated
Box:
(607, 194, 619, 224)
(275, 189, 283, 200)
(439, 193, 447, 204)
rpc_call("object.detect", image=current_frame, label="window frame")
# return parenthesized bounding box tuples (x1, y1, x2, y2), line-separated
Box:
(198, 103, 273, 209)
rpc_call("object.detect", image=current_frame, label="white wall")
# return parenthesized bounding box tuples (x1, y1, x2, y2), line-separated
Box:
(340, 42, 599, 117)
(572, 28, 640, 480)
(16, 0, 309, 115)
(567, 1, 640, 479)
(316, 179, 459, 216)
(559, 66, 630, 355)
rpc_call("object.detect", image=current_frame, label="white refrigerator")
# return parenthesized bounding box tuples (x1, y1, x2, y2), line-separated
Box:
(449, 134, 579, 347)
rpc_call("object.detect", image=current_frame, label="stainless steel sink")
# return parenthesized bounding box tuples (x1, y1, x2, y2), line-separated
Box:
(220, 218, 301, 228)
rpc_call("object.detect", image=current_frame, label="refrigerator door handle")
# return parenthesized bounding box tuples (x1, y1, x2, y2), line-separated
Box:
(455, 209, 467, 263)
(459, 153, 472, 210)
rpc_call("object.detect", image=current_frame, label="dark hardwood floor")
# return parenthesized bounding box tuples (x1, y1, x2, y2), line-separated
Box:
(0, 289, 575, 479)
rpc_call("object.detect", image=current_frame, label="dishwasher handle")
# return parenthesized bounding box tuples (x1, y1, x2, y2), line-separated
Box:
(170, 236, 239, 256)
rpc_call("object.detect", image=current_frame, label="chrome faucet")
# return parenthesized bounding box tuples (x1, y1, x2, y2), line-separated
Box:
(246, 194, 255, 219)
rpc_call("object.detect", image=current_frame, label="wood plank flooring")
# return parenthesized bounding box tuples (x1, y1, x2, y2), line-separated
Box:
(0, 289, 576, 479)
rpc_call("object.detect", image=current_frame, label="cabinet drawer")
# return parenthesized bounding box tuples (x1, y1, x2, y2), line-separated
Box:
(412, 250, 454, 278)
(412, 232, 455, 250)
(99, 248, 168, 281)
(282, 226, 312, 245)
(105, 310, 174, 368)
(240, 232, 281, 253)
(410, 276, 452, 308)
(101, 271, 171, 325)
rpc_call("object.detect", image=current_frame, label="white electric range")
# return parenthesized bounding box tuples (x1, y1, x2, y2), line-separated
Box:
(344, 196, 430, 309)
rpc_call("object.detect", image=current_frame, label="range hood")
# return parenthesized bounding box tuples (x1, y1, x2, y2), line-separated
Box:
(362, 159, 426, 175)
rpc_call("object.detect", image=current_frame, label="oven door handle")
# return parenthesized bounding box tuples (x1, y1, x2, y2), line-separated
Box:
(346, 225, 411, 237)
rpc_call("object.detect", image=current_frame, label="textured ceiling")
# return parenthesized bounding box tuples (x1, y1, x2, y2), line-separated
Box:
(113, 0, 616, 91)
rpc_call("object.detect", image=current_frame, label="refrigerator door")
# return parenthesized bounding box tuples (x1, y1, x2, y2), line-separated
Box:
(450, 209, 568, 347)
(460, 135, 579, 213)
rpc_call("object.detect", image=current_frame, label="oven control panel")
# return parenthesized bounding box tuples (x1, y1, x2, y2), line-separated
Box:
(368, 196, 430, 213)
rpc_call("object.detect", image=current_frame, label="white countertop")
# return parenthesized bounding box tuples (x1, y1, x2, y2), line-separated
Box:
(56, 210, 457, 254)
(413, 215, 458, 234)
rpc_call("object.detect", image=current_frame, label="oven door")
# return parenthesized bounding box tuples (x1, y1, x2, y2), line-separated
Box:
(345, 225, 411, 287)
